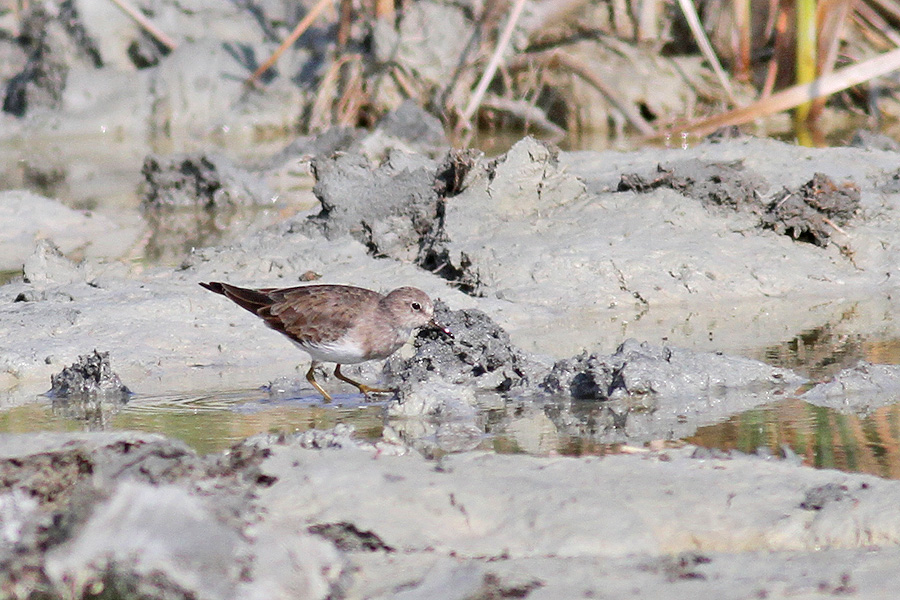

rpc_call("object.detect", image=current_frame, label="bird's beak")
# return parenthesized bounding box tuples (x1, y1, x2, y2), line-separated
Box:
(429, 319, 454, 339)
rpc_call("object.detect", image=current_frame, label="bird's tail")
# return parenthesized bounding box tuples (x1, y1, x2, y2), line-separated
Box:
(199, 281, 272, 315)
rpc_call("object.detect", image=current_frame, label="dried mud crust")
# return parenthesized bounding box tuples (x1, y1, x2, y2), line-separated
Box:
(541, 339, 802, 402)
(304, 147, 482, 292)
(304, 139, 577, 297)
(0, 433, 275, 593)
(618, 161, 860, 247)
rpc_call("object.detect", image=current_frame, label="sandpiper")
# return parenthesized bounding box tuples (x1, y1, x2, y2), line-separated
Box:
(199, 281, 446, 401)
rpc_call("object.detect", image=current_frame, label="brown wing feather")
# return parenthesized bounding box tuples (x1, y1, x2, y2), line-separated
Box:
(266, 286, 381, 345)
(201, 282, 383, 346)
(199, 282, 274, 315)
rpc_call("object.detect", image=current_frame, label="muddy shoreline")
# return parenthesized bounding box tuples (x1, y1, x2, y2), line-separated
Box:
(4, 133, 900, 597)
(6, 0, 900, 594)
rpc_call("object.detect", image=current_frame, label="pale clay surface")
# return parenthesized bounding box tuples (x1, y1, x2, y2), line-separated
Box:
(5, 135, 900, 597)
(7, 0, 900, 595)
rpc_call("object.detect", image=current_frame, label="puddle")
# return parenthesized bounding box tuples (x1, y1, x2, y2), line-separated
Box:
(6, 135, 900, 476)
(0, 388, 641, 458)
(2, 380, 899, 480)
(687, 397, 900, 479)
(0, 133, 317, 272)
(0, 389, 388, 456)
(4, 321, 900, 477)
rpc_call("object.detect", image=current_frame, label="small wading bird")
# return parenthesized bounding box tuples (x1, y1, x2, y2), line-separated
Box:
(199, 281, 449, 402)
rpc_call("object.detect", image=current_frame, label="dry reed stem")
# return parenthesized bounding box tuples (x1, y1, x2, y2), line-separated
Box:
(810, 0, 853, 123)
(460, 0, 529, 125)
(733, 0, 751, 81)
(335, 57, 366, 126)
(308, 53, 359, 131)
(676, 0, 735, 103)
(108, 0, 177, 51)
(246, 0, 334, 87)
(868, 0, 900, 22)
(390, 65, 418, 99)
(854, 1, 900, 48)
(665, 46, 900, 138)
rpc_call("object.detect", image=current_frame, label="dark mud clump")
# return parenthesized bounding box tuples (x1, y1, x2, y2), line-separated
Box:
(1, 4, 82, 117)
(384, 301, 545, 392)
(0, 433, 204, 592)
(617, 160, 766, 211)
(48, 350, 131, 399)
(537, 339, 805, 445)
(799, 482, 853, 510)
(762, 173, 860, 247)
(619, 161, 859, 247)
(140, 152, 272, 208)
(307, 522, 395, 552)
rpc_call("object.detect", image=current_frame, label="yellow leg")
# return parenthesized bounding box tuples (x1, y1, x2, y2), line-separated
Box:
(334, 364, 395, 397)
(305, 362, 333, 402)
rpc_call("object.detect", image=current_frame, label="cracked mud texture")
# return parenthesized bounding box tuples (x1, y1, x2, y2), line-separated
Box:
(0, 432, 285, 597)
(9, 429, 900, 599)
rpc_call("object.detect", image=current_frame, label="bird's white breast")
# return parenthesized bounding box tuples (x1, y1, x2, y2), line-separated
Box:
(290, 338, 370, 364)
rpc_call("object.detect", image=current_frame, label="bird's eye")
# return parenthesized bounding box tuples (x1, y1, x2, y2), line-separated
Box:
(411, 302, 422, 311)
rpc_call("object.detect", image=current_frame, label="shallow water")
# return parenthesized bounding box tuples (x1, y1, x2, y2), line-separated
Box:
(5, 332, 900, 479)
(6, 132, 900, 476)
(687, 398, 900, 479)
(0, 389, 386, 456)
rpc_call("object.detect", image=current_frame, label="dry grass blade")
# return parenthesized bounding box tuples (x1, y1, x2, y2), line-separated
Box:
(335, 55, 366, 126)
(867, 0, 900, 23)
(676, 0, 735, 103)
(308, 54, 359, 131)
(854, 1, 900, 48)
(246, 0, 334, 87)
(109, 0, 177, 51)
(461, 0, 529, 125)
(664, 46, 900, 138)
(733, 0, 751, 80)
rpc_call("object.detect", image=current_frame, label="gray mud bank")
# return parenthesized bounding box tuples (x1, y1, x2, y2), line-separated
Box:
(6, 134, 900, 597)
(5, 430, 900, 599)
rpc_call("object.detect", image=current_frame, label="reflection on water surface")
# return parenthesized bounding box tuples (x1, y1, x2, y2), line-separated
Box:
(688, 398, 900, 479)
(5, 304, 900, 478)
